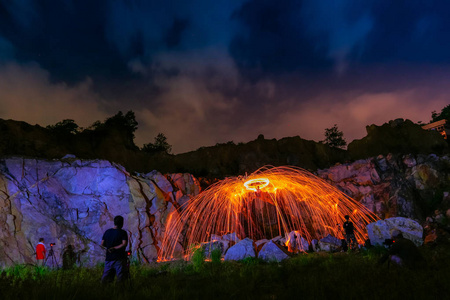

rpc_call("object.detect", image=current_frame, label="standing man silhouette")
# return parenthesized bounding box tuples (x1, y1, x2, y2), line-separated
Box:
(36, 238, 46, 266)
(343, 215, 357, 250)
(101, 216, 128, 283)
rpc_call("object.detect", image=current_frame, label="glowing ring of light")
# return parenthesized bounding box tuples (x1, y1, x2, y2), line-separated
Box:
(243, 178, 270, 191)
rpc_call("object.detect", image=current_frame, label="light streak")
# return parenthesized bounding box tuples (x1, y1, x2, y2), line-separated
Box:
(243, 177, 270, 191)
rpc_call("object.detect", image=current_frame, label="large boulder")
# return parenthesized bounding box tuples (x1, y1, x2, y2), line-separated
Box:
(318, 234, 342, 252)
(203, 241, 227, 257)
(224, 238, 255, 261)
(258, 241, 289, 262)
(366, 217, 423, 246)
(286, 231, 309, 252)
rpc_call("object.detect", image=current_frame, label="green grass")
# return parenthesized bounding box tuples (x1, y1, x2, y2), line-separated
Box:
(1, 245, 449, 300)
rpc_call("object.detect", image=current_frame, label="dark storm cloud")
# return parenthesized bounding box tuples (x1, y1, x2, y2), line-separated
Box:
(2, 0, 450, 81)
(363, 1, 450, 63)
(0, 0, 132, 83)
(230, 0, 450, 74)
(1, 0, 450, 153)
(230, 0, 332, 73)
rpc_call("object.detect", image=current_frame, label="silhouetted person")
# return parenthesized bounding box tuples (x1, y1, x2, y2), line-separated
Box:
(379, 231, 426, 269)
(35, 238, 46, 266)
(343, 215, 357, 250)
(62, 245, 76, 270)
(101, 216, 128, 283)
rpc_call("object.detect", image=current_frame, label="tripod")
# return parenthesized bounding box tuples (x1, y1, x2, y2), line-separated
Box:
(44, 245, 60, 268)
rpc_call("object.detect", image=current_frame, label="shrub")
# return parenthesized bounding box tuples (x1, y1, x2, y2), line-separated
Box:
(191, 247, 205, 272)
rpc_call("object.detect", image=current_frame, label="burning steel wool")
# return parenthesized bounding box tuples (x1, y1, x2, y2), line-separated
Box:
(159, 166, 378, 260)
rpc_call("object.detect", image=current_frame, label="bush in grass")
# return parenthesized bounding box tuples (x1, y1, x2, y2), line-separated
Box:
(241, 256, 261, 266)
(191, 247, 205, 272)
(211, 247, 222, 264)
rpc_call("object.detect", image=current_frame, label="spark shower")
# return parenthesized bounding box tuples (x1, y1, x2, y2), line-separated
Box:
(159, 166, 378, 260)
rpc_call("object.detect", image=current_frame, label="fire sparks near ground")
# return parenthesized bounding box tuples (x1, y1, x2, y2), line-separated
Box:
(159, 166, 378, 260)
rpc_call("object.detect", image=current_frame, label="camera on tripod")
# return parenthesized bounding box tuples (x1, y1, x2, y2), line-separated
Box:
(50, 243, 56, 246)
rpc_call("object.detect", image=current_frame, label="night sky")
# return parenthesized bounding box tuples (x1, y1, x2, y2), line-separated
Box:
(1, 1, 449, 153)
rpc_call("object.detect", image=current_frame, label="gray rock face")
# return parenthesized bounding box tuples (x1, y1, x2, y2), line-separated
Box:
(366, 217, 423, 246)
(318, 154, 450, 220)
(0, 157, 200, 267)
(318, 234, 342, 252)
(258, 241, 289, 262)
(224, 238, 255, 261)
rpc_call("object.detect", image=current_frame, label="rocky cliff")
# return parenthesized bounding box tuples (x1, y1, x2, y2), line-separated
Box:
(1, 153, 450, 267)
(318, 153, 450, 220)
(0, 157, 200, 267)
(347, 119, 448, 160)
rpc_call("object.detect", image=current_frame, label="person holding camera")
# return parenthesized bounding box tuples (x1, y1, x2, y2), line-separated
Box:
(379, 230, 425, 269)
(101, 215, 129, 283)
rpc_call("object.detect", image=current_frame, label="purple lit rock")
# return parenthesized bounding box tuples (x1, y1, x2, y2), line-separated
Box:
(367, 217, 423, 247)
(286, 231, 309, 252)
(318, 234, 341, 252)
(258, 241, 289, 262)
(224, 238, 255, 261)
(0, 157, 200, 267)
(222, 232, 240, 243)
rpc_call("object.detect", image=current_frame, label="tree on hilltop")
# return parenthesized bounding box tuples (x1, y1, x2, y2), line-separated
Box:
(46, 119, 79, 135)
(87, 111, 139, 150)
(323, 124, 346, 149)
(142, 133, 172, 154)
(431, 104, 450, 122)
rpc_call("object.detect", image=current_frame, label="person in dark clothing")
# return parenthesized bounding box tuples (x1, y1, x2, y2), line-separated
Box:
(343, 215, 358, 250)
(101, 215, 129, 283)
(379, 231, 426, 269)
(62, 245, 76, 270)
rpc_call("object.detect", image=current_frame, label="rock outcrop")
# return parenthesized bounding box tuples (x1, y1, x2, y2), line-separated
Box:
(318, 153, 450, 220)
(348, 119, 448, 160)
(0, 157, 200, 267)
(224, 238, 256, 261)
(317, 234, 342, 252)
(258, 241, 289, 262)
(366, 217, 424, 246)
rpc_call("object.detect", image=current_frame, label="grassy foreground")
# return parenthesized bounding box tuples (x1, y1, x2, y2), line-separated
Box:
(1, 245, 449, 300)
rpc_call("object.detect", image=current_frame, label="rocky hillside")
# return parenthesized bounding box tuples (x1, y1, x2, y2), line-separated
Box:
(1, 118, 447, 178)
(348, 119, 448, 160)
(1, 154, 450, 266)
(318, 153, 450, 220)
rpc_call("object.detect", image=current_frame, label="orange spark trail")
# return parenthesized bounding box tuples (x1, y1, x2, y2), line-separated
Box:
(159, 166, 378, 260)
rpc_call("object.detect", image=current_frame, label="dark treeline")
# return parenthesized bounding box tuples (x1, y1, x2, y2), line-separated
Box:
(0, 111, 448, 178)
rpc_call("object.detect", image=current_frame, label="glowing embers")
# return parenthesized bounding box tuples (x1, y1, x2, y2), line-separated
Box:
(243, 177, 270, 191)
(159, 166, 379, 261)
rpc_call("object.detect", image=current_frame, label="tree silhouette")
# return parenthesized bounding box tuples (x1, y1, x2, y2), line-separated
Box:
(46, 119, 79, 135)
(142, 133, 172, 154)
(431, 104, 450, 122)
(323, 124, 346, 149)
